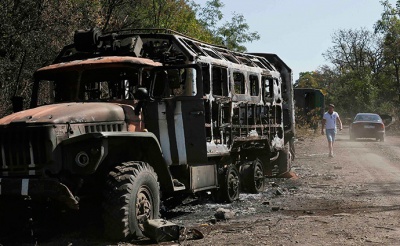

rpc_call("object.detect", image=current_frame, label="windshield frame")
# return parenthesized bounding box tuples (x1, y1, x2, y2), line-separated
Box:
(31, 57, 162, 108)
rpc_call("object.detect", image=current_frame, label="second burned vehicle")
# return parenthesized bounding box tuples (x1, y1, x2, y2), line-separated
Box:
(0, 28, 295, 240)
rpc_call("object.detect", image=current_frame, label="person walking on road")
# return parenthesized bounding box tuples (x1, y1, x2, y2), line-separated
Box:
(321, 104, 343, 157)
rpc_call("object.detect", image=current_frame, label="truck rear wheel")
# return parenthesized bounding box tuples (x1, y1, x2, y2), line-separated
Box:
(103, 161, 160, 240)
(241, 159, 265, 194)
(215, 165, 240, 203)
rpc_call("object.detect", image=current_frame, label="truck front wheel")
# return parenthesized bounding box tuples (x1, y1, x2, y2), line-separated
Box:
(103, 161, 160, 240)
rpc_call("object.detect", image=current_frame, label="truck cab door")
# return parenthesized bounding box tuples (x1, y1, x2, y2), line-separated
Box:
(145, 65, 207, 165)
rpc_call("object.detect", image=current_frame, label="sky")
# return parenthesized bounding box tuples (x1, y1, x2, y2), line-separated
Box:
(194, 0, 397, 81)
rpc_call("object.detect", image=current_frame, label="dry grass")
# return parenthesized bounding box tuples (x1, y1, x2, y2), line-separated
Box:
(295, 108, 321, 139)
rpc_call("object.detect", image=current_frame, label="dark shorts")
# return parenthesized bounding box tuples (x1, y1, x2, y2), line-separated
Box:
(326, 129, 337, 142)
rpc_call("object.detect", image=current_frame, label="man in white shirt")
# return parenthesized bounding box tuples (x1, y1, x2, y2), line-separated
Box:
(321, 104, 343, 157)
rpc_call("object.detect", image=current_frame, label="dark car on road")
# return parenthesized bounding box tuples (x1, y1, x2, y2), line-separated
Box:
(349, 113, 385, 141)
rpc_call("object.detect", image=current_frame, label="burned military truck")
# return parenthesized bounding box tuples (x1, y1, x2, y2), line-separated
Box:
(0, 28, 295, 240)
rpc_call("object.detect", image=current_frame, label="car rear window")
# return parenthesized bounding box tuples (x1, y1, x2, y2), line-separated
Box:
(355, 114, 381, 122)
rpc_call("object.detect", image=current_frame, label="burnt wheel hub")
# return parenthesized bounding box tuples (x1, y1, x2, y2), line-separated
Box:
(136, 187, 152, 223)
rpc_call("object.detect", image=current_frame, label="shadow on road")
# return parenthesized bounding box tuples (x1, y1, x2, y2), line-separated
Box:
(336, 138, 379, 142)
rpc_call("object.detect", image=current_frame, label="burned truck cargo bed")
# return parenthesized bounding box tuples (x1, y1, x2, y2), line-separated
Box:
(0, 28, 295, 241)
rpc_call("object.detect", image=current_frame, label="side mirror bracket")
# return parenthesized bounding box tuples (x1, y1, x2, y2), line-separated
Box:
(11, 96, 23, 112)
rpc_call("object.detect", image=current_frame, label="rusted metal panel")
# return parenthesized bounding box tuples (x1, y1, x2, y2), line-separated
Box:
(190, 164, 217, 192)
(143, 219, 181, 242)
(36, 56, 162, 75)
(0, 103, 125, 125)
(0, 125, 55, 175)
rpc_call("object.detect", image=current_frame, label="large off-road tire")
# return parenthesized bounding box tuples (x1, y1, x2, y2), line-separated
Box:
(103, 161, 160, 240)
(215, 165, 240, 203)
(241, 159, 265, 194)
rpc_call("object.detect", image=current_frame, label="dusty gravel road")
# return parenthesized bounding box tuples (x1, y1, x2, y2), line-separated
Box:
(172, 128, 400, 246)
(3, 128, 400, 246)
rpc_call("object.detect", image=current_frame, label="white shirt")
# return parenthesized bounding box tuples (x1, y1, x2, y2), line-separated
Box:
(323, 112, 339, 130)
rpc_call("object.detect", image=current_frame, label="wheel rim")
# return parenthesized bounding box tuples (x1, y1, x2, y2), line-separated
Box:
(253, 163, 264, 191)
(136, 186, 153, 230)
(228, 169, 239, 200)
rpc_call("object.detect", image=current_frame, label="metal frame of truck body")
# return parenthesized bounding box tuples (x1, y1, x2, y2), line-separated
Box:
(55, 29, 293, 165)
(0, 28, 294, 209)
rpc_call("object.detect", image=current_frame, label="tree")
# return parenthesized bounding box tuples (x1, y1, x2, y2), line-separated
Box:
(193, 0, 260, 52)
(0, 0, 102, 117)
(217, 13, 260, 52)
(295, 71, 320, 88)
(375, 0, 400, 102)
(0, 0, 260, 117)
(321, 28, 385, 116)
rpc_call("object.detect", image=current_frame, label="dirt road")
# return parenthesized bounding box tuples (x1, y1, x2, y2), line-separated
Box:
(181, 129, 400, 245)
(3, 129, 400, 245)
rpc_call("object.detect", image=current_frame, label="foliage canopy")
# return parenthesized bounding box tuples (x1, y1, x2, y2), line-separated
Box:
(296, 0, 400, 119)
(0, 0, 259, 117)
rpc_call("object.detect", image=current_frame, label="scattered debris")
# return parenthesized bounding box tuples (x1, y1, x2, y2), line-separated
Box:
(179, 227, 204, 243)
(214, 208, 236, 221)
(275, 188, 284, 195)
(271, 206, 280, 211)
(270, 182, 279, 187)
(279, 171, 299, 179)
(374, 226, 397, 231)
(332, 213, 351, 217)
(143, 219, 182, 243)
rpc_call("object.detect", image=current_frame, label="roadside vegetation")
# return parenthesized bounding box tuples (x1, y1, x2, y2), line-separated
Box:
(0, 0, 259, 117)
(2, 0, 400, 123)
(295, 1, 400, 120)
(295, 107, 322, 138)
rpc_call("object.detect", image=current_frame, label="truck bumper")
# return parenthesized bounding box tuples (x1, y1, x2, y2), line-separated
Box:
(0, 178, 79, 209)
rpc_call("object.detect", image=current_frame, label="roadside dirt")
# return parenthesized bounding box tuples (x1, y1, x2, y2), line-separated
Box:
(183, 128, 400, 246)
(2, 128, 400, 245)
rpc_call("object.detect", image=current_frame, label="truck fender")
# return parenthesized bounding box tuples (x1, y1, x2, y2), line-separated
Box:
(61, 131, 174, 192)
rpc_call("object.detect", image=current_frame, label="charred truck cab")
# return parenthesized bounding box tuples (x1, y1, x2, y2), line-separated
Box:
(0, 28, 295, 240)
